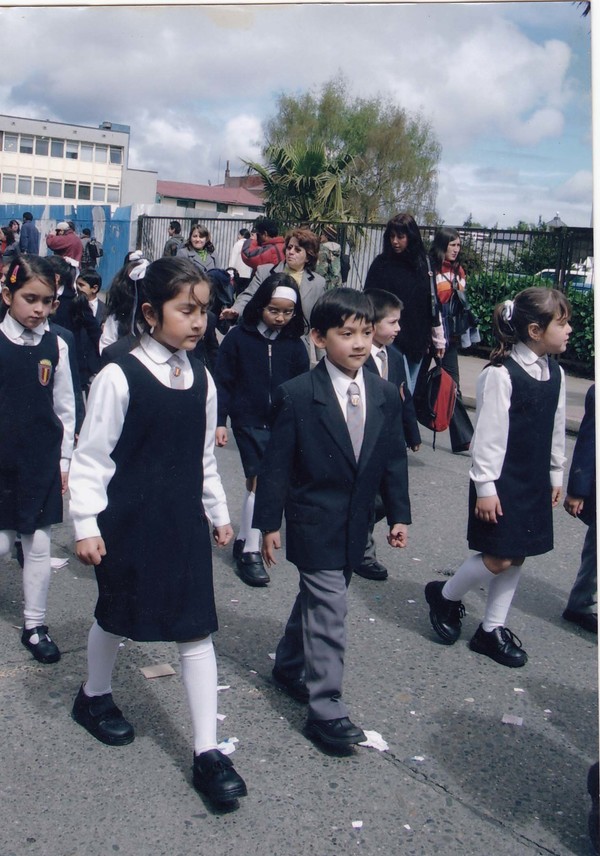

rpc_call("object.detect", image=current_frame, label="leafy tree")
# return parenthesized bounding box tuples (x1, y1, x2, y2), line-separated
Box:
(260, 75, 441, 223)
(243, 141, 356, 223)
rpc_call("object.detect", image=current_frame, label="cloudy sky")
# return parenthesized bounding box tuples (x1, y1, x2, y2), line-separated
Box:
(2, 2, 592, 228)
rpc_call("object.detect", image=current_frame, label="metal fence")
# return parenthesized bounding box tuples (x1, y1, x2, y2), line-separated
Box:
(136, 216, 593, 293)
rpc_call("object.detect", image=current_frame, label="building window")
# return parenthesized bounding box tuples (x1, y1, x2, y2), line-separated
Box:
(216, 203, 228, 213)
(107, 185, 120, 203)
(35, 137, 49, 156)
(78, 182, 91, 200)
(18, 175, 32, 195)
(80, 143, 93, 162)
(176, 199, 196, 208)
(48, 179, 62, 198)
(66, 141, 78, 160)
(248, 205, 263, 212)
(20, 136, 34, 155)
(2, 174, 16, 193)
(51, 139, 64, 158)
(64, 181, 76, 199)
(33, 177, 47, 196)
(109, 146, 123, 165)
(4, 134, 18, 152)
(92, 183, 105, 202)
(95, 144, 107, 163)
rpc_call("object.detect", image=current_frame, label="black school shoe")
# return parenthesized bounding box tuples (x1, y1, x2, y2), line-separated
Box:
(72, 684, 135, 746)
(562, 608, 598, 634)
(236, 552, 270, 586)
(193, 749, 247, 806)
(21, 625, 61, 664)
(305, 717, 366, 748)
(232, 539, 245, 561)
(354, 560, 388, 581)
(469, 624, 528, 668)
(424, 581, 465, 644)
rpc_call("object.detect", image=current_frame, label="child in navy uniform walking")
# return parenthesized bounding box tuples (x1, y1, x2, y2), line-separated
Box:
(358, 288, 421, 581)
(68, 257, 247, 807)
(254, 289, 411, 747)
(0, 256, 75, 662)
(425, 287, 571, 666)
(214, 272, 309, 587)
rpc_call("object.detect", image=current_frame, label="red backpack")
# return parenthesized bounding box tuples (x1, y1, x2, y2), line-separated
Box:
(413, 358, 457, 447)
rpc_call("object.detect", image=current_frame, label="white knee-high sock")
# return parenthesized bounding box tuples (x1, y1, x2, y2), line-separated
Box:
(442, 553, 495, 601)
(237, 490, 253, 542)
(483, 564, 523, 631)
(239, 491, 260, 553)
(178, 636, 218, 755)
(21, 527, 52, 630)
(85, 620, 122, 696)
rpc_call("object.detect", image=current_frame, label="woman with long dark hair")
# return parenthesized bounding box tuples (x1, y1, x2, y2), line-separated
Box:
(364, 213, 444, 392)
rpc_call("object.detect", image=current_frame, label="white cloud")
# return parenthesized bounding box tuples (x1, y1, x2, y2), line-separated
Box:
(1, 3, 592, 225)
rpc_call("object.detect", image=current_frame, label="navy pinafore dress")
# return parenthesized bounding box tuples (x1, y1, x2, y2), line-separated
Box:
(467, 356, 561, 558)
(0, 330, 63, 533)
(95, 354, 217, 642)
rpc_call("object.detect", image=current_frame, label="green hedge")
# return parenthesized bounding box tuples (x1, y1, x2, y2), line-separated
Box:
(465, 275, 594, 374)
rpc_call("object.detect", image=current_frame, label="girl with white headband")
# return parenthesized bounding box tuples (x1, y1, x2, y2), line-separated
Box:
(425, 286, 572, 667)
(69, 257, 248, 808)
(214, 272, 309, 587)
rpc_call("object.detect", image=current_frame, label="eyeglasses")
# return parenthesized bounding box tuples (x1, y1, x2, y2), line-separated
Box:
(265, 306, 295, 318)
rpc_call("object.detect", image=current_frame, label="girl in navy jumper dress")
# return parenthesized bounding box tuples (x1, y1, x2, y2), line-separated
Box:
(68, 257, 247, 808)
(214, 273, 309, 587)
(0, 256, 75, 663)
(425, 287, 571, 667)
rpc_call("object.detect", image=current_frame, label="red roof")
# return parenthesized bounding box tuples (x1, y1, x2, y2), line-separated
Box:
(157, 180, 263, 207)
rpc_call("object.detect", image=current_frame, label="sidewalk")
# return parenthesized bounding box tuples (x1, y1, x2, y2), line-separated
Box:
(459, 354, 593, 434)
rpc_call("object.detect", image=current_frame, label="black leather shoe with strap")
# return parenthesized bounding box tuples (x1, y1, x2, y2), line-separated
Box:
(21, 625, 61, 664)
(72, 684, 135, 745)
(193, 749, 247, 806)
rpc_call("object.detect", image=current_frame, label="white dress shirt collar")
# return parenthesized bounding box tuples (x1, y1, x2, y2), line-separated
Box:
(1, 312, 46, 342)
(324, 355, 366, 397)
(137, 332, 188, 366)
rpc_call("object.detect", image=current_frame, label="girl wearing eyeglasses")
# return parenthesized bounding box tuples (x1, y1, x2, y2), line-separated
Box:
(214, 272, 309, 587)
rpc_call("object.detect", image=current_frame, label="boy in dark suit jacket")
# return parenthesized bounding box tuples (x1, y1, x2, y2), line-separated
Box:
(253, 288, 411, 748)
(358, 289, 421, 580)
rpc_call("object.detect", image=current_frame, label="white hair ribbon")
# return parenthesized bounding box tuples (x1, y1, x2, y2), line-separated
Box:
(128, 250, 144, 262)
(129, 258, 150, 281)
(501, 299, 514, 322)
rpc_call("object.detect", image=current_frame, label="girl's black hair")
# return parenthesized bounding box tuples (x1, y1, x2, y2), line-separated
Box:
(242, 272, 306, 339)
(135, 257, 211, 334)
(382, 213, 427, 271)
(1, 255, 56, 320)
(429, 226, 461, 275)
(46, 254, 94, 325)
(2, 226, 16, 246)
(106, 255, 151, 337)
(490, 286, 572, 364)
(3, 255, 55, 296)
(310, 287, 375, 333)
(46, 254, 76, 291)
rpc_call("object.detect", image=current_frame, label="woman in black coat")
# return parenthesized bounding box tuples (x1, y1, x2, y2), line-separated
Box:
(364, 213, 444, 392)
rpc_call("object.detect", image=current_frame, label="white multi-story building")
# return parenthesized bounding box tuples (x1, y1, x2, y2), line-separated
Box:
(0, 114, 156, 208)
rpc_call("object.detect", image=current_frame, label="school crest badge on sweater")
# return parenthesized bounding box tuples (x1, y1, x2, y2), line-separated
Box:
(38, 358, 53, 386)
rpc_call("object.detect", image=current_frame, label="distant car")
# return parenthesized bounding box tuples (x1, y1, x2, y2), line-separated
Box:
(534, 258, 593, 292)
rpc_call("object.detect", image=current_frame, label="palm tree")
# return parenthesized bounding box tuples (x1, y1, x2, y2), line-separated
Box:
(243, 141, 356, 224)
